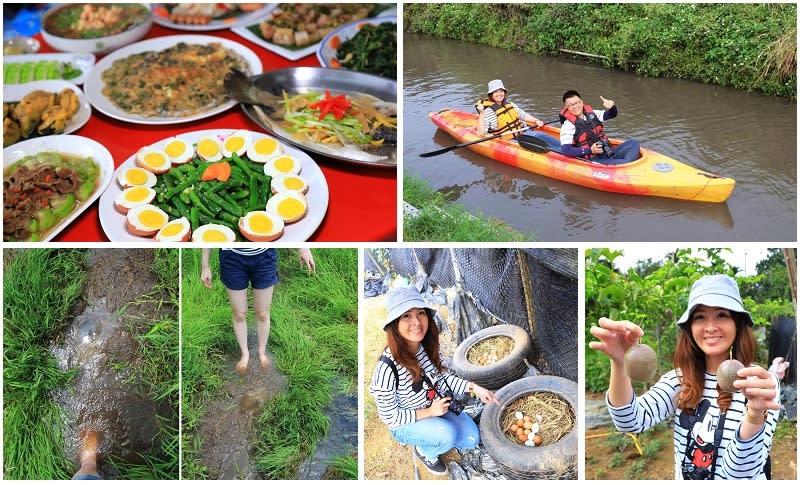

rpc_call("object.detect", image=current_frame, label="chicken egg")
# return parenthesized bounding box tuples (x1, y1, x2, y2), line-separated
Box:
(117, 166, 157, 188)
(246, 136, 282, 163)
(155, 217, 191, 242)
(265, 190, 307, 224)
(222, 130, 253, 158)
(135, 148, 171, 174)
(126, 204, 169, 237)
(195, 136, 224, 162)
(270, 173, 308, 194)
(162, 136, 194, 165)
(191, 224, 236, 243)
(238, 210, 284, 242)
(263, 154, 301, 178)
(114, 186, 156, 214)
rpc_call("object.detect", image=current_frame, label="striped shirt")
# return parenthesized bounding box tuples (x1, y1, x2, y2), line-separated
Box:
(607, 369, 779, 479)
(370, 346, 469, 430)
(221, 248, 270, 256)
(481, 101, 530, 132)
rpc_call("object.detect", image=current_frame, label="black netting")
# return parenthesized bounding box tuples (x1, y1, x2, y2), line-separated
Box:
(365, 248, 578, 382)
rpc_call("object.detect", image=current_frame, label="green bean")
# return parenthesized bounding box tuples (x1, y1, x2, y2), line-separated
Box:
(172, 196, 191, 219)
(189, 190, 215, 218)
(165, 172, 199, 199)
(260, 176, 271, 206)
(248, 174, 259, 210)
(179, 189, 191, 205)
(231, 152, 260, 176)
(204, 197, 223, 214)
(217, 211, 240, 225)
(206, 191, 242, 217)
(232, 188, 249, 200)
(190, 207, 199, 230)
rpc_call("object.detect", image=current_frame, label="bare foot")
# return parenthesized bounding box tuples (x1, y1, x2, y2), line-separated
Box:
(259, 353, 272, 369)
(235, 355, 249, 375)
(79, 429, 100, 455)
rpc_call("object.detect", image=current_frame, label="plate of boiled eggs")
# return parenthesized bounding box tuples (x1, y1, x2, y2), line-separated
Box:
(98, 129, 329, 242)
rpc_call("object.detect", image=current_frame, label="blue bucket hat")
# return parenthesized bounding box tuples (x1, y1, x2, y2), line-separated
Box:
(676, 274, 754, 328)
(383, 285, 437, 330)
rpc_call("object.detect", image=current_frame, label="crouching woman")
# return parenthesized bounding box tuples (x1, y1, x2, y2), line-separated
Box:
(370, 285, 499, 476)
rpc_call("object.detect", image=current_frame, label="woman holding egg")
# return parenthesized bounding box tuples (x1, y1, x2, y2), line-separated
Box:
(201, 248, 315, 374)
(370, 285, 500, 476)
(590, 274, 780, 479)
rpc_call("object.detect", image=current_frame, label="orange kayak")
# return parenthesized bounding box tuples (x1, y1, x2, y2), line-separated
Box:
(429, 109, 735, 203)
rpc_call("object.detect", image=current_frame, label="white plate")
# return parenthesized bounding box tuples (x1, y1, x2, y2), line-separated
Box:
(316, 16, 396, 76)
(98, 129, 329, 242)
(3, 53, 96, 85)
(83, 35, 262, 125)
(4, 80, 92, 143)
(3, 135, 115, 242)
(152, 3, 277, 31)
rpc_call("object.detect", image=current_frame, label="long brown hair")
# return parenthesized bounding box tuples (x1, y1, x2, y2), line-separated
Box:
(674, 311, 756, 413)
(385, 308, 444, 383)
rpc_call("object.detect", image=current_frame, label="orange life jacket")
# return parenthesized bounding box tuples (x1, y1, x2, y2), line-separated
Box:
(477, 98, 525, 138)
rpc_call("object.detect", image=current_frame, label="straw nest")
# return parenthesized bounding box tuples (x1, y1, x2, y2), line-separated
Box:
(501, 392, 575, 446)
(466, 335, 514, 366)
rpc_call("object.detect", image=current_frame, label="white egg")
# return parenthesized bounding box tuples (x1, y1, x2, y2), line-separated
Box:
(195, 135, 224, 162)
(191, 224, 236, 243)
(515, 411, 524, 420)
(135, 148, 171, 174)
(238, 210, 284, 242)
(155, 217, 191, 242)
(162, 136, 195, 165)
(114, 186, 156, 214)
(246, 135, 283, 163)
(263, 154, 301, 178)
(117, 166, 157, 188)
(126, 204, 168, 237)
(265, 190, 307, 224)
(222, 130, 253, 158)
(270, 173, 308, 194)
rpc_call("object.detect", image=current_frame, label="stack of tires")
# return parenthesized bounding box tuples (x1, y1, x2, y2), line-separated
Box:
(451, 324, 534, 390)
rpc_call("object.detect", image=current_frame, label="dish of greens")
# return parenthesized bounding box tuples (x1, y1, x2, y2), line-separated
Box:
(3, 53, 95, 85)
(316, 17, 396, 79)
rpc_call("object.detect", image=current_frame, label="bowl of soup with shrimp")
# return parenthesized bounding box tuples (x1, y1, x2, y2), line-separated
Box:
(42, 3, 152, 54)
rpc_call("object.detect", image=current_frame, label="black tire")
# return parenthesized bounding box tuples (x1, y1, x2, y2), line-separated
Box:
(479, 376, 578, 480)
(451, 324, 533, 390)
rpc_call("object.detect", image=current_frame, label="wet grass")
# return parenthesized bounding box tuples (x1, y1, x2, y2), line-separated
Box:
(181, 249, 358, 479)
(3, 249, 86, 479)
(404, 175, 532, 242)
(325, 452, 358, 479)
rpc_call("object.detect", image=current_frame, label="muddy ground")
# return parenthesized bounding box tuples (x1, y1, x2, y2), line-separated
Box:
(49, 249, 177, 478)
(584, 392, 797, 480)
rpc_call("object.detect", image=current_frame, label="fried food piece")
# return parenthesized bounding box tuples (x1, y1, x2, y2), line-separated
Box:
(37, 106, 69, 135)
(3, 116, 21, 147)
(56, 88, 80, 118)
(13, 90, 56, 138)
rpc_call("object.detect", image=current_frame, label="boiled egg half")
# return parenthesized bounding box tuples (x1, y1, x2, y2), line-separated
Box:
(117, 166, 157, 188)
(114, 186, 156, 214)
(247, 136, 282, 163)
(155, 217, 192, 242)
(222, 130, 253, 158)
(271, 173, 308, 194)
(238, 210, 284, 242)
(195, 135, 224, 162)
(192, 223, 236, 243)
(162, 136, 194, 165)
(135, 148, 171, 174)
(126, 204, 169, 237)
(265, 190, 307, 223)
(263, 154, 301, 178)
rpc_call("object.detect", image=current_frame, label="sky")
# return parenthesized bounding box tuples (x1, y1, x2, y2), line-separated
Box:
(611, 247, 776, 276)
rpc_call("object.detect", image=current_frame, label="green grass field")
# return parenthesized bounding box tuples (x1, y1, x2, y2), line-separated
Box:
(3, 249, 179, 480)
(181, 248, 358, 479)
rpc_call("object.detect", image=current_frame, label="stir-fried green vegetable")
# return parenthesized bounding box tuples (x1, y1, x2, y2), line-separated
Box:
(3, 60, 82, 84)
(336, 22, 396, 79)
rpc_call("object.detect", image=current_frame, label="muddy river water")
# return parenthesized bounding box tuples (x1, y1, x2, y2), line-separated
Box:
(403, 34, 796, 241)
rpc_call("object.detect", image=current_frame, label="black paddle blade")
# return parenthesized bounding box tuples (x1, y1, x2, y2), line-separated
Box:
(419, 146, 456, 158)
(518, 136, 551, 153)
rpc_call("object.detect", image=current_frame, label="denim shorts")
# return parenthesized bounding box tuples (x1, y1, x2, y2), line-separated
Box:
(219, 249, 278, 291)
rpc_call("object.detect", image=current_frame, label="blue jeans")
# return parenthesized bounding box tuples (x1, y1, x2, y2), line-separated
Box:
(593, 139, 641, 165)
(390, 411, 480, 460)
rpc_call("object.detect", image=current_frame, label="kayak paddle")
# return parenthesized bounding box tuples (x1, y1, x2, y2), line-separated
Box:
(419, 119, 560, 158)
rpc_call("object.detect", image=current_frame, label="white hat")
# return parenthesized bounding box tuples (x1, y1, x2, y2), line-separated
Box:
(487, 79, 507, 95)
(676, 274, 754, 328)
(383, 285, 436, 330)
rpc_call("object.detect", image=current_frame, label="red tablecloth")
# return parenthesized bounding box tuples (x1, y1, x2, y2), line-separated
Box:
(36, 23, 397, 242)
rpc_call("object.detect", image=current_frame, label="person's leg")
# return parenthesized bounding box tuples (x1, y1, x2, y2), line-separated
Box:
(252, 285, 275, 369)
(390, 415, 459, 460)
(225, 287, 250, 374)
(614, 139, 641, 163)
(72, 430, 102, 480)
(440, 411, 480, 450)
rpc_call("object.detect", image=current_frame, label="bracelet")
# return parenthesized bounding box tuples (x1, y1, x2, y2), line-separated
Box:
(744, 406, 768, 425)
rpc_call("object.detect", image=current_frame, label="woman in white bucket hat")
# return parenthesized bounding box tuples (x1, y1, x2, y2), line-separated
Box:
(369, 285, 499, 476)
(589, 274, 780, 479)
(475, 79, 544, 137)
